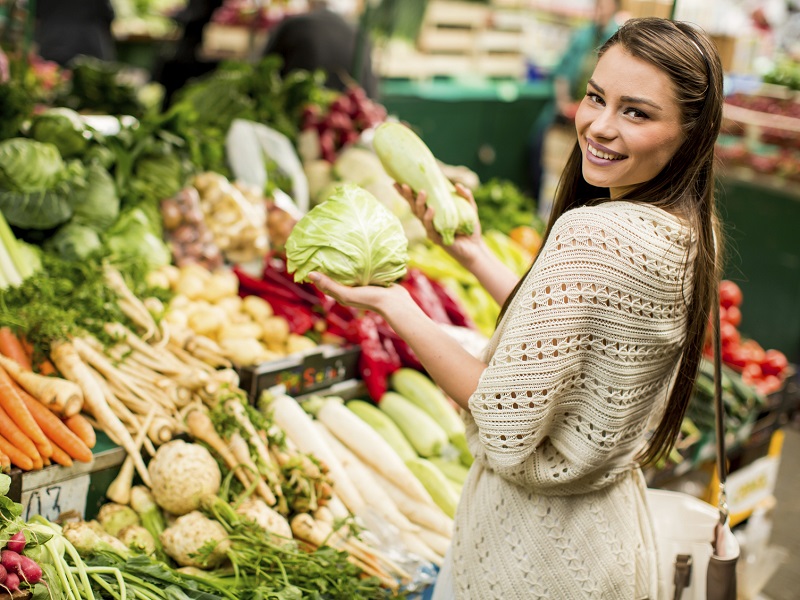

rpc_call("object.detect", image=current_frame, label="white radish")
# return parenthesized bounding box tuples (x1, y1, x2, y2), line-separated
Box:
(312, 397, 436, 506)
(266, 393, 365, 516)
(313, 422, 419, 533)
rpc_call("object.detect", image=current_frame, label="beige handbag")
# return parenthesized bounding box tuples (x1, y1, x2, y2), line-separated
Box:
(648, 288, 740, 600)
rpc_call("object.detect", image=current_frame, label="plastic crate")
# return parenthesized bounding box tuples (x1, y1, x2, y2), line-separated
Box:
(237, 344, 361, 404)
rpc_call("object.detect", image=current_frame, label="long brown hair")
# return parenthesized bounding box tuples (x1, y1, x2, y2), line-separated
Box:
(504, 18, 725, 465)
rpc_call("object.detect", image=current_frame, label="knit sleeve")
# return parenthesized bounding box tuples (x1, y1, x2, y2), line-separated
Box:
(467, 204, 692, 493)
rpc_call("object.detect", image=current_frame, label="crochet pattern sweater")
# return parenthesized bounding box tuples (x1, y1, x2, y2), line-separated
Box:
(446, 201, 695, 599)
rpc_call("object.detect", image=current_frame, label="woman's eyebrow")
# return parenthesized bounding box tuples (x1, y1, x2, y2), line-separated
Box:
(588, 79, 664, 111)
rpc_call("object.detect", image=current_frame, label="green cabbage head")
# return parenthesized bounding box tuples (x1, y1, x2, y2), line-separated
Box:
(286, 183, 408, 286)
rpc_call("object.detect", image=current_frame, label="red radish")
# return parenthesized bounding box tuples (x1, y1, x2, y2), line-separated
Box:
(1, 549, 21, 573)
(3, 571, 19, 591)
(5, 531, 25, 554)
(17, 555, 42, 584)
(0, 563, 6, 584)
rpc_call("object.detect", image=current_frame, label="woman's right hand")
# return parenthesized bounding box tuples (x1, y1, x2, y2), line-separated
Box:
(394, 182, 485, 268)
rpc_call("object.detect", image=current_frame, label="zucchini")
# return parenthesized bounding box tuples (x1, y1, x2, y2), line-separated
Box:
(379, 391, 448, 458)
(373, 122, 476, 245)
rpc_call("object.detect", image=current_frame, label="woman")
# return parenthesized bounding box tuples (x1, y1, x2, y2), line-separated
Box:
(311, 18, 724, 598)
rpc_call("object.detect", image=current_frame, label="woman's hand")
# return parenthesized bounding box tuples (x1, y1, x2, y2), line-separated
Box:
(394, 182, 484, 268)
(308, 272, 412, 317)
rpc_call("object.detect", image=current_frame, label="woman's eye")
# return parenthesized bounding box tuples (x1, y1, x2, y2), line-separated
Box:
(625, 108, 649, 119)
(587, 93, 604, 105)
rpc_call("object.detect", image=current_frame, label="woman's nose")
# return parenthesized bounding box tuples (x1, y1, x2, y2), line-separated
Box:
(589, 108, 618, 140)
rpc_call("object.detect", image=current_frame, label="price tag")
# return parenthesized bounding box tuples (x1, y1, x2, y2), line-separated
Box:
(21, 474, 90, 522)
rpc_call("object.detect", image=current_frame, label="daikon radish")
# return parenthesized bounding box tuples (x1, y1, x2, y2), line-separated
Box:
(368, 468, 453, 538)
(313, 422, 419, 533)
(306, 396, 435, 506)
(264, 392, 365, 516)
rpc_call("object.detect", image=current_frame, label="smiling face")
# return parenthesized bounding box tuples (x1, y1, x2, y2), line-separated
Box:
(575, 44, 685, 198)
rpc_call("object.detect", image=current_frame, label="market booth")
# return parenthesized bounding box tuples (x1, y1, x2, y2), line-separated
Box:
(0, 0, 799, 598)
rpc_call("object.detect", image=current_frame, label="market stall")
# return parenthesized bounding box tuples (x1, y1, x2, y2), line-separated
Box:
(0, 0, 799, 598)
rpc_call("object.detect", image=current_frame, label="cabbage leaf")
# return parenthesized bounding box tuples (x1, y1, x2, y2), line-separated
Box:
(286, 183, 408, 286)
(69, 163, 120, 232)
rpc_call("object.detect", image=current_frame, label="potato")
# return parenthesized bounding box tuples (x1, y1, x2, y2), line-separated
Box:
(219, 338, 268, 366)
(242, 295, 273, 321)
(261, 315, 290, 344)
(286, 333, 317, 355)
(187, 306, 225, 337)
(219, 321, 263, 342)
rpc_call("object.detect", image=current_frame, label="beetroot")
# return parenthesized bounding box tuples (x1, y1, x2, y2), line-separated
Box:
(5, 531, 26, 554)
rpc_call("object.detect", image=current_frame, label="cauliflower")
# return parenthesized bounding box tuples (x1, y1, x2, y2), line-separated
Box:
(160, 511, 230, 569)
(235, 498, 292, 541)
(148, 440, 221, 516)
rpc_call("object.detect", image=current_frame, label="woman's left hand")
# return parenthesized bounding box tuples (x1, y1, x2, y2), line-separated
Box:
(308, 272, 411, 316)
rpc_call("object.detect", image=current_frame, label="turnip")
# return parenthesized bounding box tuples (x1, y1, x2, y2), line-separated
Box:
(5, 531, 26, 554)
(17, 555, 42, 585)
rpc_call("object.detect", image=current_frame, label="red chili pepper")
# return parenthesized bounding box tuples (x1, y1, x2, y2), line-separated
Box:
(400, 268, 452, 325)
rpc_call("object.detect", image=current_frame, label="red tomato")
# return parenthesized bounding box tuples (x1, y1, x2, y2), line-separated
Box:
(762, 349, 789, 377)
(758, 375, 782, 395)
(742, 362, 763, 382)
(722, 345, 748, 370)
(740, 339, 766, 364)
(724, 305, 742, 327)
(719, 321, 741, 348)
(719, 280, 743, 309)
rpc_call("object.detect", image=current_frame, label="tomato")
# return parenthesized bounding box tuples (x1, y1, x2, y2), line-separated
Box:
(762, 349, 789, 377)
(719, 280, 743, 309)
(722, 345, 748, 370)
(741, 362, 763, 387)
(723, 305, 742, 327)
(758, 375, 783, 396)
(719, 321, 741, 348)
(740, 339, 766, 364)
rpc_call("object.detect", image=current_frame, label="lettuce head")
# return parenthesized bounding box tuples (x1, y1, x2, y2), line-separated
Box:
(286, 183, 408, 286)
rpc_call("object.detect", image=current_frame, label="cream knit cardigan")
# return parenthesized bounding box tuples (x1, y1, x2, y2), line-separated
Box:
(442, 201, 695, 599)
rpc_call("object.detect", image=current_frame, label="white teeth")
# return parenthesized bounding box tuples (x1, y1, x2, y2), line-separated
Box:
(588, 144, 623, 160)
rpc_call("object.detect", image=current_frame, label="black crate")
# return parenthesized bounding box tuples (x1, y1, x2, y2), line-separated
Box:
(237, 344, 361, 403)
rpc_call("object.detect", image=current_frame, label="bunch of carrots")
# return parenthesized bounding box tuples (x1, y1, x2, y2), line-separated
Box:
(0, 327, 95, 472)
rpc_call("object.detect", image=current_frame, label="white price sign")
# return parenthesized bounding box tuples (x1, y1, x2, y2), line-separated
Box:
(21, 474, 90, 522)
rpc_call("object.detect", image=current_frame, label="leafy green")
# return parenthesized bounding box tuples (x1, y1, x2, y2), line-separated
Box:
(69, 162, 120, 232)
(0, 138, 66, 193)
(0, 473, 22, 523)
(286, 183, 408, 286)
(0, 187, 74, 230)
(105, 206, 170, 270)
(473, 178, 544, 235)
(59, 55, 149, 117)
(45, 221, 103, 261)
(28, 107, 91, 158)
(0, 81, 33, 141)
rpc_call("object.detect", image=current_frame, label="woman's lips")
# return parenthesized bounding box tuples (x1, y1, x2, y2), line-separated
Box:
(586, 139, 627, 165)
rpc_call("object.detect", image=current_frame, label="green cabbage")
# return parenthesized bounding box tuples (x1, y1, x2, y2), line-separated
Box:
(286, 183, 408, 286)
(45, 222, 102, 261)
(105, 206, 170, 270)
(0, 138, 65, 192)
(69, 163, 120, 232)
(28, 108, 90, 158)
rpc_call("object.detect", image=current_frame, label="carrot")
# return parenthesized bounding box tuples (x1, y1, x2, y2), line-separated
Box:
(0, 354, 83, 417)
(20, 336, 58, 377)
(21, 392, 93, 463)
(0, 403, 40, 462)
(63, 414, 96, 449)
(0, 449, 10, 470)
(0, 327, 32, 371)
(0, 365, 50, 448)
(48, 442, 74, 468)
(31, 453, 43, 470)
(35, 441, 53, 460)
(0, 433, 33, 470)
